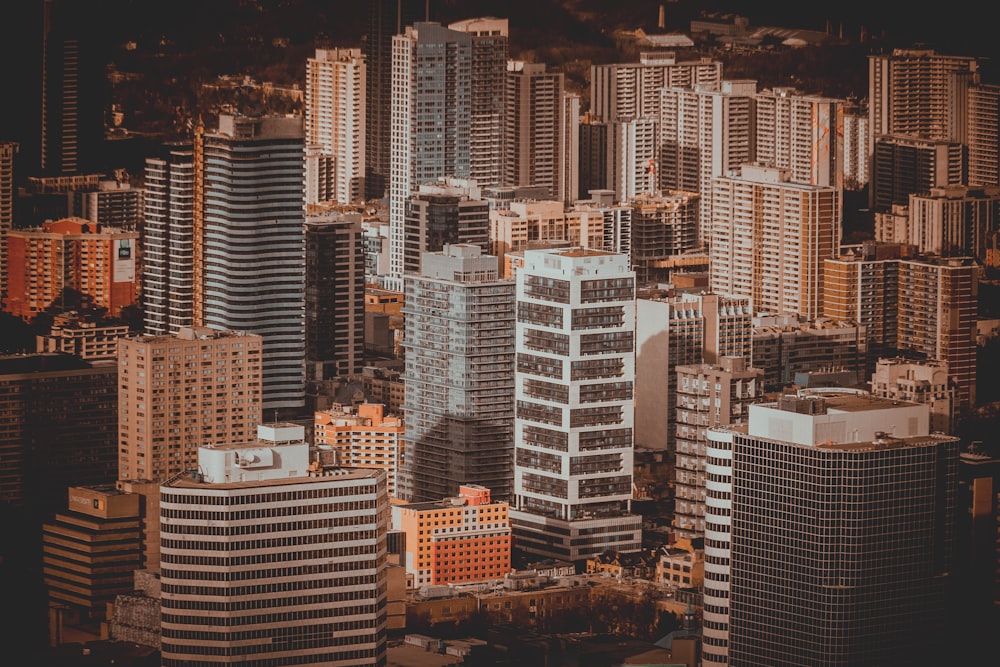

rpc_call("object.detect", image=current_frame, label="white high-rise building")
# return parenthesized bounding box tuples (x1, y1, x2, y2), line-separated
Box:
(755, 87, 844, 189)
(710, 164, 840, 320)
(510, 247, 642, 562)
(304, 48, 366, 206)
(388, 22, 472, 290)
(608, 116, 658, 202)
(590, 53, 723, 122)
(159, 423, 389, 667)
(659, 80, 757, 245)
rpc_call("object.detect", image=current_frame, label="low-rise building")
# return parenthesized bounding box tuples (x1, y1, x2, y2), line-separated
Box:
(314, 402, 405, 498)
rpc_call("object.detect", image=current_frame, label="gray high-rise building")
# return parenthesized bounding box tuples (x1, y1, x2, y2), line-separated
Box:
(703, 390, 958, 666)
(400, 244, 515, 503)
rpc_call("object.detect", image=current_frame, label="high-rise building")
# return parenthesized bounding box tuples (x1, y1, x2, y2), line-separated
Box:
(67, 173, 144, 230)
(562, 93, 581, 205)
(590, 53, 723, 123)
(392, 484, 511, 588)
(842, 105, 869, 190)
(449, 17, 508, 189)
(305, 48, 366, 206)
(627, 191, 700, 283)
(388, 22, 471, 289)
(579, 115, 608, 201)
(505, 61, 564, 199)
(635, 290, 752, 452)
(608, 116, 658, 202)
(673, 358, 762, 540)
(899, 185, 1000, 262)
(755, 87, 844, 189)
(403, 178, 489, 276)
(703, 390, 958, 666)
(314, 403, 404, 498)
(43, 485, 141, 645)
(711, 165, 840, 320)
(196, 114, 306, 412)
(304, 211, 366, 382)
(41, 0, 105, 176)
(660, 80, 757, 245)
(0, 354, 118, 517)
(400, 244, 514, 502)
(871, 134, 964, 212)
(966, 82, 1000, 187)
(117, 327, 263, 482)
(159, 423, 389, 667)
(4, 217, 139, 322)
(0, 142, 17, 304)
(364, 0, 429, 201)
(142, 143, 195, 337)
(510, 247, 642, 562)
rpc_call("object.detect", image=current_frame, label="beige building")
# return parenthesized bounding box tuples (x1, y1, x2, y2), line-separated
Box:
(36, 311, 130, 360)
(117, 326, 262, 482)
(871, 357, 957, 434)
(314, 402, 404, 498)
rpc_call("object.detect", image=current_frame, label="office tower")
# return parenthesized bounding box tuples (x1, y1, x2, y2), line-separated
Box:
(400, 244, 514, 502)
(562, 93, 581, 205)
(673, 358, 762, 540)
(142, 142, 194, 336)
(902, 185, 1000, 262)
(449, 17, 508, 189)
(364, 0, 429, 201)
(505, 61, 565, 199)
(590, 53, 723, 122)
(403, 178, 489, 275)
(755, 87, 844, 189)
(751, 314, 869, 391)
(314, 403, 404, 498)
(842, 105, 869, 190)
(579, 115, 608, 201)
(608, 117, 658, 202)
(304, 211, 366, 382)
(510, 247, 642, 562)
(43, 485, 140, 645)
(703, 390, 958, 666)
(305, 48, 366, 206)
(4, 217, 139, 322)
(67, 173, 143, 229)
(388, 22, 471, 289)
(37, 311, 130, 360)
(897, 256, 978, 411)
(197, 114, 306, 412)
(627, 191, 700, 283)
(871, 135, 964, 212)
(660, 80, 757, 244)
(392, 484, 511, 587)
(0, 142, 17, 306)
(117, 327, 263, 482)
(0, 354, 117, 517)
(711, 165, 840, 320)
(159, 423, 388, 667)
(872, 356, 957, 434)
(966, 82, 1000, 187)
(635, 290, 752, 451)
(41, 0, 105, 176)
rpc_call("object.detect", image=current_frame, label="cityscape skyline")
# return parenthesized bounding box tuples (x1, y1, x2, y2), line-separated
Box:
(1, 1, 998, 665)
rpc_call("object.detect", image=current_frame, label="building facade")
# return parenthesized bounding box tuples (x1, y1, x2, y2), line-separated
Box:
(505, 61, 565, 199)
(403, 179, 489, 276)
(159, 423, 389, 667)
(401, 244, 515, 502)
(755, 87, 844, 190)
(510, 247, 642, 562)
(117, 327, 262, 482)
(314, 403, 404, 498)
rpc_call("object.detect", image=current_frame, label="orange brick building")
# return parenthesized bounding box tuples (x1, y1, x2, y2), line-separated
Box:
(4, 217, 138, 321)
(392, 485, 511, 588)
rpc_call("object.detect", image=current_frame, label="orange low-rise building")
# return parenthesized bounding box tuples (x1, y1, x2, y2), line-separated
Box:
(393, 485, 511, 589)
(4, 217, 139, 321)
(314, 402, 405, 498)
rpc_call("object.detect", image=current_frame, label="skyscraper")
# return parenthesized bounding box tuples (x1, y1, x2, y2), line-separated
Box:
(388, 22, 471, 289)
(159, 423, 388, 667)
(304, 211, 366, 382)
(510, 247, 642, 562)
(365, 0, 430, 201)
(755, 87, 844, 189)
(0, 142, 17, 305)
(403, 178, 489, 275)
(400, 244, 515, 502)
(304, 48, 366, 206)
(608, 116, 658, 202)
(449, 17, 508, 189)
(710, 165, 840, 320)
(142, 143, 195, 336)
(117, 327, 262, 482)
(703, 390, 958, 666)
(197, 114, 306, 412)
(505, 61, 564, 199)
